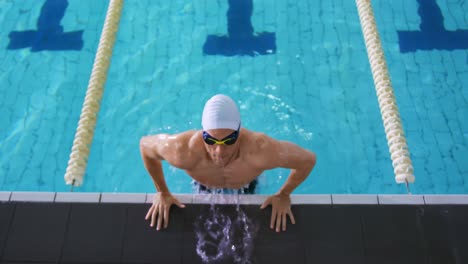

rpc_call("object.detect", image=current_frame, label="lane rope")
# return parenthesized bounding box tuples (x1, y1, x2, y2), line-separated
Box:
(355, 0, 415, 184)
(64, 0, 124, 187)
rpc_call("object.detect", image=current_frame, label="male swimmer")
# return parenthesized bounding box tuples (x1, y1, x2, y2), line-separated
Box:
(140, 94, 316, 232)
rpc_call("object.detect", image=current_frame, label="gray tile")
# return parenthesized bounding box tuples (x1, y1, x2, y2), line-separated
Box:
(378, 195, 425, 205)
(298, 206, 365, 263)
(122, 204, 184, 263)
(332, 195, 378, 205)
(419, 206, 468, 262)
(101, 193, 146, 203)
(361, 206, 426, 263)
(3, 203, 70, 262)
(55, 192, 100, 203)
(10, 192, 55, 202)
(292, 195, 332, 204)
(424, 195, 468, 205)
(0, 192, 11, 201)
(0, 203, 15, 260)
(181, 205, 209, 264)
(61, 204, 126, 263)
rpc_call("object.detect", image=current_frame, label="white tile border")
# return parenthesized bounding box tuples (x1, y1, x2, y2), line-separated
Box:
(174, 194, 193, 205)
(145, 193, 154, 204)
(10, 192, 56, 202)
(101, 193, 147, 203)
(55, 192, 101, 203)
(145, 194, 193, 204)
(239, 195, 268, 205)
(292, 195, 332, 204)
(0, 192, 12, 201)
(424, 195, 468, 205)
(378, 195, 425, 205)
(332, 194, 378, 205)
(3, 192, 468, 205)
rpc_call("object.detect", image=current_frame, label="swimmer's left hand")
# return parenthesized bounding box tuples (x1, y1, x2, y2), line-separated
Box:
(260, 193, 296, 232)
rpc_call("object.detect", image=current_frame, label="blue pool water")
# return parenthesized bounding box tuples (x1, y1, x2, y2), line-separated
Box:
(0, 0, 467, 194)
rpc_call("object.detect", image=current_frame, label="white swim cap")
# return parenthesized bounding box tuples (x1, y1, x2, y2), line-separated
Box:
(202, 94, 241, 131)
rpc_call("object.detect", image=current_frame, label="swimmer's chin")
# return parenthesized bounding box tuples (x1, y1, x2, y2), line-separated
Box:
(211, 158, 227, 167)
(213, 160, 226, 167)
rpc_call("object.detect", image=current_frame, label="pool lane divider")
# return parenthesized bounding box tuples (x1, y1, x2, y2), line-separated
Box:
(64, 0, 124, 188)
(355, 0, 415, 186)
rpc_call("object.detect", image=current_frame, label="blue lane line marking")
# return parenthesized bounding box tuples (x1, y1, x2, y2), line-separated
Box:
(7, 0, 83, 52)
(398, 0, 468, 53)
(203, 0, 276, 57)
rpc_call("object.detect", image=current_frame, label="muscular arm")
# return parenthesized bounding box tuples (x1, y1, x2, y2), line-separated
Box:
(255, 135, 317, 195)
(139, 134, 170, 193)
(274, 141, 316, 195)
(255, 134, 316, 232)
(140, 132, 199, 230)
(139, 132, 199, 193)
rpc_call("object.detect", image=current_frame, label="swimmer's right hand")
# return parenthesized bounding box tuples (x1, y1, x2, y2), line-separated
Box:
(145, 192, 185, 231)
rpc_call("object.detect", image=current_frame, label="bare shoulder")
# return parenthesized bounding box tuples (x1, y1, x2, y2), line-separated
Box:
(240, 129, 280, 166)
(242, 129, 277, 152)
(241, 129, 316, 170)
(140, 130, 202, 169)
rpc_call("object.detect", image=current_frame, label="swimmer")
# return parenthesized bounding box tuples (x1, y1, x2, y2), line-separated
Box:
(140, 94, 316, 232)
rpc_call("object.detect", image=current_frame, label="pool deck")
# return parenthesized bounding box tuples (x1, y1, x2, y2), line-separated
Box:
(0, 192, 467, 263)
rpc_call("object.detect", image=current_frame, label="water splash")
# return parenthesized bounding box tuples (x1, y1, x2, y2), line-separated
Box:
(194, 192, 258, 264)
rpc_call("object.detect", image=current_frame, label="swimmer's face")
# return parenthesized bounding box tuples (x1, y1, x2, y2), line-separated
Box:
(203, 128, 240, 166)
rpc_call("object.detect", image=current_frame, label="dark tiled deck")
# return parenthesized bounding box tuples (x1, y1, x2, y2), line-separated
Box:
(0, 201, 467, 264)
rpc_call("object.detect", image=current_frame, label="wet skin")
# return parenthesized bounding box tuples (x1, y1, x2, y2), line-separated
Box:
(140, 128, 316, 232)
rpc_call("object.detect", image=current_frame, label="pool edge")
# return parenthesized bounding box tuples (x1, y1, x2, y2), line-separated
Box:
(1, 192, 467, 205)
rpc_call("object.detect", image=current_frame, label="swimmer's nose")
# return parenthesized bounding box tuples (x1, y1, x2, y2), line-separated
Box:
(214, 144, 225, 155)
